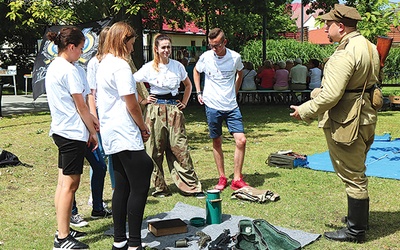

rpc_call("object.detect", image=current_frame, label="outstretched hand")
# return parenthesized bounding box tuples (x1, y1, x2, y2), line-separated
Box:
(290, 105, 301, 120)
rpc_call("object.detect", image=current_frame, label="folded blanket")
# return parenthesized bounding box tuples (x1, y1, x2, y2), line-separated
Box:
(231, 186, 280, 203)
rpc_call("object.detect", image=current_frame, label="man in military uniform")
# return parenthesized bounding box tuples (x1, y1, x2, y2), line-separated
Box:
(290, 4, 380, 243)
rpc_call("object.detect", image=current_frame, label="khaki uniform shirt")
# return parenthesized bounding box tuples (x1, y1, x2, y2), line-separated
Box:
(298, 31, 380, 127)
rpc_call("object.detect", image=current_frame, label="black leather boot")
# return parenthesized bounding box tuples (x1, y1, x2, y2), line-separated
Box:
(324, 196, 369, 243)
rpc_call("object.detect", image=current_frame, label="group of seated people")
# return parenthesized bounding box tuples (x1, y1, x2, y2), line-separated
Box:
(240, 58, 323, 104)
(241, 58, 323, 92)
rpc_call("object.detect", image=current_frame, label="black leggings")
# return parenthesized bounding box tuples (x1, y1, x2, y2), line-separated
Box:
(112, 150, 153, 247)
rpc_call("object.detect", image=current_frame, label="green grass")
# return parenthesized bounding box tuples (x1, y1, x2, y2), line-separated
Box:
(1, 105, 400, 249)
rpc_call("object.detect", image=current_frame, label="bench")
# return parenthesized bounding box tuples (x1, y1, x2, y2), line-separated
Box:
(238, 89, 312, 104)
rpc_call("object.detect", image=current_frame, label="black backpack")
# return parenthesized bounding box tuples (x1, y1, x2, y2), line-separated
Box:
(0, 149, 31, 167)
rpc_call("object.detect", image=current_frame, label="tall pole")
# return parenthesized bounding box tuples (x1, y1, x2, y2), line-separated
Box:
(300, 0, 304, 42)
(262, 13, 266, 62)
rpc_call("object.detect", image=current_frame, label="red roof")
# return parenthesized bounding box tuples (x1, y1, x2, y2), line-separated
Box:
(308, 28, 331, 45)
(291, 3, 324, 28)
(387, 25, 400, 43)
(162, 22, 205, 34)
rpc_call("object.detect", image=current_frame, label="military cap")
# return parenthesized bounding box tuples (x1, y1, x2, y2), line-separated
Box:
(319, 4, 362, 27)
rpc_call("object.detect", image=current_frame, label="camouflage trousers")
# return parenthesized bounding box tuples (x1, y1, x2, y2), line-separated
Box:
(145, 103, 202, 196)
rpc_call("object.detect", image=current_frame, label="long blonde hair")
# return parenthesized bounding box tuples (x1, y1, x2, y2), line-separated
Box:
(102, 22, 136, 62)
(152, 33, 172, 72)
(95, 26, 110, 60)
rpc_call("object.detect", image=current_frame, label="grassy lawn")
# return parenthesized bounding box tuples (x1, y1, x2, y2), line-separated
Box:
(0, 104, 400, 249)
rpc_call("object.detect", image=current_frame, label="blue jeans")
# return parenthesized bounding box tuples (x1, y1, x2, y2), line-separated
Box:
(205, 106, 245, 138)
(72, 144, 107, 213)
(86, 145, 107, 211)
(90, 133, 115, 190)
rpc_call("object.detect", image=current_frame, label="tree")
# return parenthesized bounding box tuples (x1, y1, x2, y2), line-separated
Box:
(302, 0, 400, 43)
(2, 0, 298, 70)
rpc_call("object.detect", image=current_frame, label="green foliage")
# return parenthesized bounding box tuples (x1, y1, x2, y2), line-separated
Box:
(241, 39, 336, 68)
(384, 46, 400, 74)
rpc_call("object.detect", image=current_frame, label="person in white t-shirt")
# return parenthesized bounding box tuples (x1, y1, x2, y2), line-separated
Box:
(83, 26, 113, 222)
(46, 26, 98, 250)
(193, 28, 249, 191)
(134, 33, 203, 198)
(96, 21, 153, 250)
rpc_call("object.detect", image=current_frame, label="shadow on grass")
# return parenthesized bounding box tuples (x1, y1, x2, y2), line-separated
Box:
(369, 210, 400, 240)
(323, 210, 400, 241)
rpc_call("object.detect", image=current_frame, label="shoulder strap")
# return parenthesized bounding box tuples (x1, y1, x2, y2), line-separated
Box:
(362, 40, 374, 96)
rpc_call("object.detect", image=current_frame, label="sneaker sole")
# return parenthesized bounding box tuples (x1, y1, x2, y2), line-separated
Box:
(215, 185, 227, 191)
(53, 248, 89, 250)
(70, 222, 89, 227)
(91, 215, 112, 219)
(230, 185, 249, 191)
(54, 234, 86, 241)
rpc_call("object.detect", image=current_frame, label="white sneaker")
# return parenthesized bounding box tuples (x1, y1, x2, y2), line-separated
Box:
(70, 214, 88, 227)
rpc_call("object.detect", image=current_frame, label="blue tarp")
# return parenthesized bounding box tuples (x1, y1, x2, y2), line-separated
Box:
(306, 134, 400, 180)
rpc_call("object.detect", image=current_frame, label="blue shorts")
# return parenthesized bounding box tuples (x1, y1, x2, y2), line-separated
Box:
(205, 106, 245, 139)
(52, 134, 86, 175)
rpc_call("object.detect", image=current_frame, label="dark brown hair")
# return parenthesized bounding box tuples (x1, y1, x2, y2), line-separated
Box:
(208, 28, 225, 40)
(46, 26, 84, 53)
(152, 33, 172, 72)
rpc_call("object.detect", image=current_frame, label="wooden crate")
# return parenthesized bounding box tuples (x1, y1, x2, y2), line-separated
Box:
(148, 218, 187, 237)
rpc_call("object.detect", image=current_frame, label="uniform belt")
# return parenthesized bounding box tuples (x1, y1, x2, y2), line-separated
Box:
(345, 87, 373, 93)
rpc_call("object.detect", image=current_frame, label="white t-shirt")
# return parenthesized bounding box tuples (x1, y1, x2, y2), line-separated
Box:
(45, 57, 90, 142)
(87, 56, 99, 90)
(309, 67, 322, 89)
(195, 48, 244, 111)
(241, 69, 257, 90)
(96, 53, 144, 155)
(134, 59, 187, 96)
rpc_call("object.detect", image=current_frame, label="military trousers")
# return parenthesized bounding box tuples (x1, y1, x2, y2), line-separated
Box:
(323, 124, 375, 200)
(144, 103, 202, 195)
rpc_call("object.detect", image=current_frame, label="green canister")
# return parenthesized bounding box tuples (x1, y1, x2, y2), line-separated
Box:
(206, 189, 222, 224)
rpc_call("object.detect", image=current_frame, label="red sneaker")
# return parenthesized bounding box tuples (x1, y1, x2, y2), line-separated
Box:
(230, 178, 249, 190)
(215, 176, 228, 190)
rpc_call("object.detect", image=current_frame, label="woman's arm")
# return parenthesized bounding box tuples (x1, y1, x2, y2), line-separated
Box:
(72, 93, 98, 150)
(177, 77, 192, 110)
(124, 94, 150, 142)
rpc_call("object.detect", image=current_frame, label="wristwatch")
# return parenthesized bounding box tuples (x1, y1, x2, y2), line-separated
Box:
(197, 91, 203, 95)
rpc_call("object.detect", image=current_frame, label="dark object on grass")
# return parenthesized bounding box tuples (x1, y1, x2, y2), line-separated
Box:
(208, 229, 231, 250)
(0, 148, 32, 167)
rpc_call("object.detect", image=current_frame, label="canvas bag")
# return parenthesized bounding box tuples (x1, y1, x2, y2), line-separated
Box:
(329, 96, 363, 146)
(234, 219, 301, 250)
(266, 150, 308, 169)
(370, 83, 383, 110)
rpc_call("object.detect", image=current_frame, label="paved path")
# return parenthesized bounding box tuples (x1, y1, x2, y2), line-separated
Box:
(0, 94, 49, 117)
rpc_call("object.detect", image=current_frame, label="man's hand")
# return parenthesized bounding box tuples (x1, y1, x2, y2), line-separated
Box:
(92, 114, 100, 132)
(88, 133, 98, 151)
(290, 105, 302, 120)
(197, 93, 204, 105)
